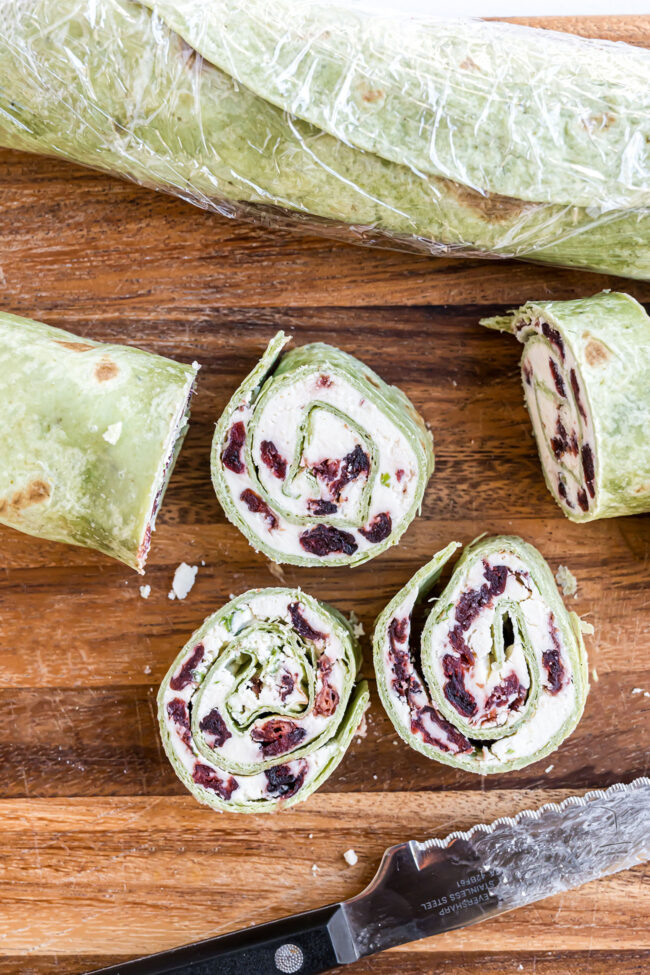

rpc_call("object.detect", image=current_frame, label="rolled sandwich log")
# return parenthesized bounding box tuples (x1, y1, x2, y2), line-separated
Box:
(0, 1, 649, 279)
(159, 588, 370, 812)
(0, 311, 197, 571)
(481, 292, 650, 522)
(373, 536, 589, 774)
(211, 332, 434, 567)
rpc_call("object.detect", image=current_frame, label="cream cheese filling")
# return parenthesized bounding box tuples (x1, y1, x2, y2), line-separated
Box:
(521, 331, 596, 517)
(221, 370, 419, 557)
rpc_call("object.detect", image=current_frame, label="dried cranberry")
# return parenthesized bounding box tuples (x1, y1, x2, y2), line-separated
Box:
(317, 375, 332, 388)
(199, 708, 231, 748)
(541, 321, 565, 360)
(307, 498, 338, 515)
(543, 621, 566, 694)
(549, 359, 566, 398)
(411, 706, 472, 754)
(251, 719, 307, 758)
(240, 489, 278, 530)
(300, 524, 358, 557)
(192, 763, 238, 800)
(484, 673, 526, 714)
(279, 673, 294, 702)
(442, 654, 478, 717)
(522, 363, 533, 387)
(313, 445, 370, 502)
(396, 469, 405, 482)
(581, 443, 595, 498)
(557, 476, 573, 508)
(312, 459, 340, 484)
(388, 617, 409, 648)
(167, 699, 191, 745)
(454, 563, 508, 631)
(313, 656, 339, 716)
(169, 643, 205, 691)
(577, 488, 589, 511)
(359, 512, 392, 544)
(570, 369, 587, 420)
(289, 602, 326, 642)
(387, 617, 421, 700)
(167, 698, 190, 731)
(260, 440, 287, 480)
(448, 625, 474, 666)
(265, 761, 308, 798)
(222, 422, 246, 474)
(551, 418, 569, 460)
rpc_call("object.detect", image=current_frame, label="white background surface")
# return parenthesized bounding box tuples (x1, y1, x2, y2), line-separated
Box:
(358, 0, 649, 15)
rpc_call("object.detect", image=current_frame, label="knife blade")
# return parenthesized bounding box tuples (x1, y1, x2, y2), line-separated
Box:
(89, 777, 649, 975)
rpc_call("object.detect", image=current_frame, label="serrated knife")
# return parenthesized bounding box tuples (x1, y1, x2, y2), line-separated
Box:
(90, 777, 649, 975)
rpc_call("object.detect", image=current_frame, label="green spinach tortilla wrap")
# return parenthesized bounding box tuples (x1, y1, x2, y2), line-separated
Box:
(0, 310, 197, 571)
(159, 588, 369, 812)
(0, 0, 648, 279)
(211, 332, 434, 567)
(373, 537, 589, 774)
(481, 293, 650, 522)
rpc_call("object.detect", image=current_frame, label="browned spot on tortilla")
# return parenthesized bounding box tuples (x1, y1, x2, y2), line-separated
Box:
(632, 482, 650, 495)
(0, 479, 51, 516)
(95, 357, 119, 382)
(460, 57, 480, 71)
(583, 335, 611, 367)
(441, 178, 535, 222)
(583, 112, 616, 132)
(362, 88, 384, 103)
(55, 341, 95, 352)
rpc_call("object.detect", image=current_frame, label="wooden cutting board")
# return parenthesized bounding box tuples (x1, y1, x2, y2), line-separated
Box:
(0, 15, 649, 975)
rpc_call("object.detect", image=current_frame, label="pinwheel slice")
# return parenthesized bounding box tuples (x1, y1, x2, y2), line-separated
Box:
(481, 292, 650, 521)
(211, 333, 434, 567)
(159, 588, 369, 812)
(0, 310, 198, 571)
(373, 536, 589, 774)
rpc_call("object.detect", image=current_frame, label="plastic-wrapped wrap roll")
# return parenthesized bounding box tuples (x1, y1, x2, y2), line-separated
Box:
(211, 332, 434, 567)
(481, 292, 650, 522)
(0, 311, 197, 571)
(373, 536, 589, 774)
(0, 1, 649, 279)
(158, 588, 369, 813)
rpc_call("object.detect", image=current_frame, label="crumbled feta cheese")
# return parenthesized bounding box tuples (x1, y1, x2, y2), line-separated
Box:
(168, 562, 198, 601)
(591, 667, 599, 682)
(545, 764, 554, 773)
(191, 360, 200, 371)
(632, 687, 644, 695)
(102, 421, 123, 445)
(555, 564, 577, 597)
(139, 585, 151, 599)
(348, 610, 365, 638)
(143, 665, 152, 675)
(343, 849, 358, 867)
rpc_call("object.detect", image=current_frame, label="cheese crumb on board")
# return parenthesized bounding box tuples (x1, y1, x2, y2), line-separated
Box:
(555, 564, 578, 597)
(168, 563, 198, 600)
(139, 585, 151, 599)
(343, 849, 358, 866)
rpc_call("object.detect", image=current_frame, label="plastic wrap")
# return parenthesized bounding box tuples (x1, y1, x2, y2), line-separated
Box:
(373, 536, 589, 774)
(211, 331, 434, 567)
(0, 0, 649, 278)
(0, 310, 197, 571)
(159, 588, 370, 812)
(481, 292, 650, 522)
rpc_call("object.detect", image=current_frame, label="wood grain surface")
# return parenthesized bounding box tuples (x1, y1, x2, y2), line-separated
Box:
(0, 14, 649, 975)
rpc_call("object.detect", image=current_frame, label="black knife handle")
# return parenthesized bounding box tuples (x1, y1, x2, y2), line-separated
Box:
(87, 903, 350, 975)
